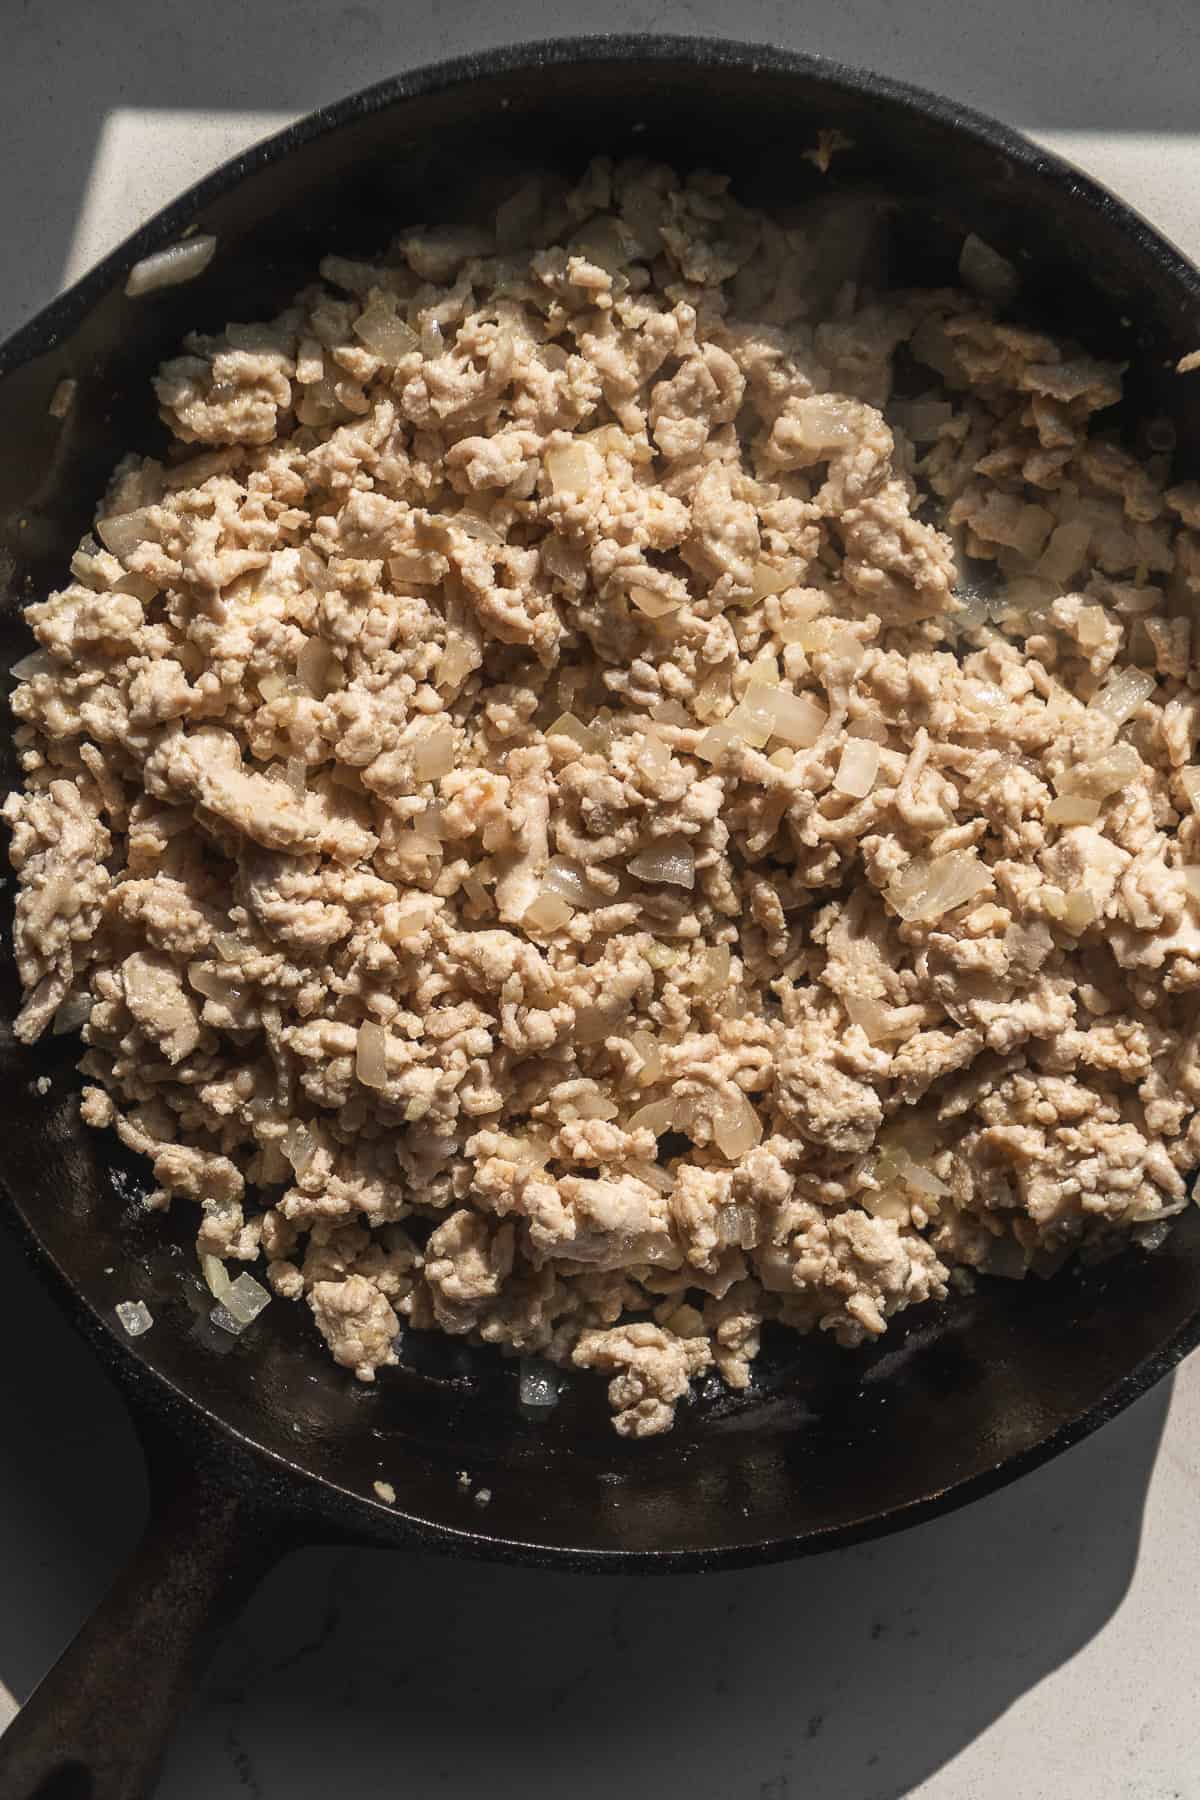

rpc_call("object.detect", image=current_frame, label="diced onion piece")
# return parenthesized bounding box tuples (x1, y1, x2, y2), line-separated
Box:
(352, 299, 419, 361)
(887, 852, 994, 922)
(751, 559, 807, 599)
(726, 690, 774, 750)
(637, 730, 671, 777)
(651, 698, 691, 727)
(630, 586, 680, 619)
(518, 1357, 562, 1415)
(695, 721, 736, 765)
(1075, 604, 1110, 647)
(628, 1099, 681, 1137)
(285, 757, 307, 798)
(115, 1300, 154, 1337)
(958, 233, 1018, 303)
(692, 665, 731, 723)
(569, 1090, 619, 1122)
(848, 714, 889, 744)
(627, 836, 695, 889)
(96, 507, 157, 559)
(746, 652, 779, 688)
(713, 1091, 763, 1160)
(1062, 891, 1098, 932)
(627, 1159, 675, 1194)
(48, 378, 77, 419)
(413, 723, 455, 780)
(546, 712, 600, 753)
(542, 857, 607, 909)
(698, 944, 732, 994)
(716, 1202, 759, 1248)
(761, 686, 828, 748)
(1045, 793, 1102, 825)
(1089, 666, 1157, 725)
(888, 1146, 949, 1198)
(212, 933, 245, 963)
(1182, 868, 1200, 906)
(282, 1121, 316, 1174)
(257, 670, 287, 702)
(1057, 741, 1141, 799)
(545, 442, 597, 496)
(1037, 518, 1093, 584)
(51, 993, 92, 1035)
(1179, 767, 1200, 810)
(201, 1253, 233, 1302)
(523, 893, 574, 931)
(216, 1272, 271, 1331)
(787, 619, 863, 661)
(392, 898, 435, 939)
(356, 1021, 388, 1089)
(296, 637, 333, 696)
(10, 650, 52, 681)
(453, 511, 503, 544)
(834, 738, 880, 798)
(124, 234, 216, 297)
(631, 1029, 663, 1086)
(187, 962, 237, 1003)
(436, 629, 478, 691)
(769, 747, 796, 771)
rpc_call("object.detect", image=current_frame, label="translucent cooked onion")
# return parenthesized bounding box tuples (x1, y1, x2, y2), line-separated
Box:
(545, 443, 596, 495)
(286, 757, 307, 798)
(886, 1146, 949, 1198)
(1057, 742, 1141, 799)
(1035, 518, 1092, 584)
(257, 670, 288, 702)
(630, 586, 680, 618)
(116, 1300, 154, 1336)
(124, 234, 217, 297)
(844, 993, 888, 1039)
(51, 993, 92, 1035)
(627, 836, 695, 889)
(692, 665, 731, 723)
(958, 233, 1018, 303)
(568, 1090, 619, 1122)
(698, 944, 732, 993)
(713, 1091, 763, 1160)
(392, 897, 435, 939)
(542, 857, 607, 908)
(187, 962, 238, 1003)
(413, 724, 455, 780)
(213, 1272, 271, 1333)
(296, 637, 333, 696)
(751, 559, 807, 598)
(787, 619, 863, 661)
(1074, 603, 1110, 648)
(282, 1120, 317, 1174)
(716, 1202, 759, 1248)
(437, 629, 478, 690)
(1182, 768, 1200, 810)
(631, 1029, 663, 1086)
(887, 852, 994, 922)
(726, 692, 773, 750)
(523, 893, 574, 931)
(546, 712, 600, 753)
(518, 1358, 562, 1415)
(834, 738, 880, 798)
(1089, 666, 1157, 725)
(627, 1159, 675, 1194)
(695, 721, 736, 765)
(356, 1021, 388, 1088)
(10, 650, 52, 682)
(1045, 794, 1101, 826)
(454, 512, 503, 544)
(352, 299, 420, 361)
(651, 698, 691, 727)
(760, 686, 828, 748)
(628, 1098, 680, 1137)
(213, 933, 245, 962)
(1045, 889, 1098, 933)
(96, 506, 157, 559)
(201, 1253, 232, 1302)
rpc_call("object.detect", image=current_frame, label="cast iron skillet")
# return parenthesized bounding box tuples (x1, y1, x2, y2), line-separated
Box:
(2, 34, 1200, 1800)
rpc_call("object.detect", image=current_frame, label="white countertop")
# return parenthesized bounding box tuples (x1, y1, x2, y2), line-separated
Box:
(3, 5, 1200, 1796)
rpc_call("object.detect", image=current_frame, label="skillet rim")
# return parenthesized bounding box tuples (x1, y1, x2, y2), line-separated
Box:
(3, 31, 1200, 1571)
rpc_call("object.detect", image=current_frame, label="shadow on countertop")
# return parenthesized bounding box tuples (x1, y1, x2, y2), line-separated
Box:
(5, 0, 1200, 343)
(0, 1223, 1168, 1800)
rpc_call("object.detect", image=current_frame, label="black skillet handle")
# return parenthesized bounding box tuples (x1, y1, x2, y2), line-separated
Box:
(0, 1436, 288, 1800)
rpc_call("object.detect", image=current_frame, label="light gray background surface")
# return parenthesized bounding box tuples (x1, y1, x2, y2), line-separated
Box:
(3, 5, 1200, 1797)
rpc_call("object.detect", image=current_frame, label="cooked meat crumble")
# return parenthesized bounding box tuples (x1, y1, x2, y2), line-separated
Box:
(7, 159, 1200, 1436)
